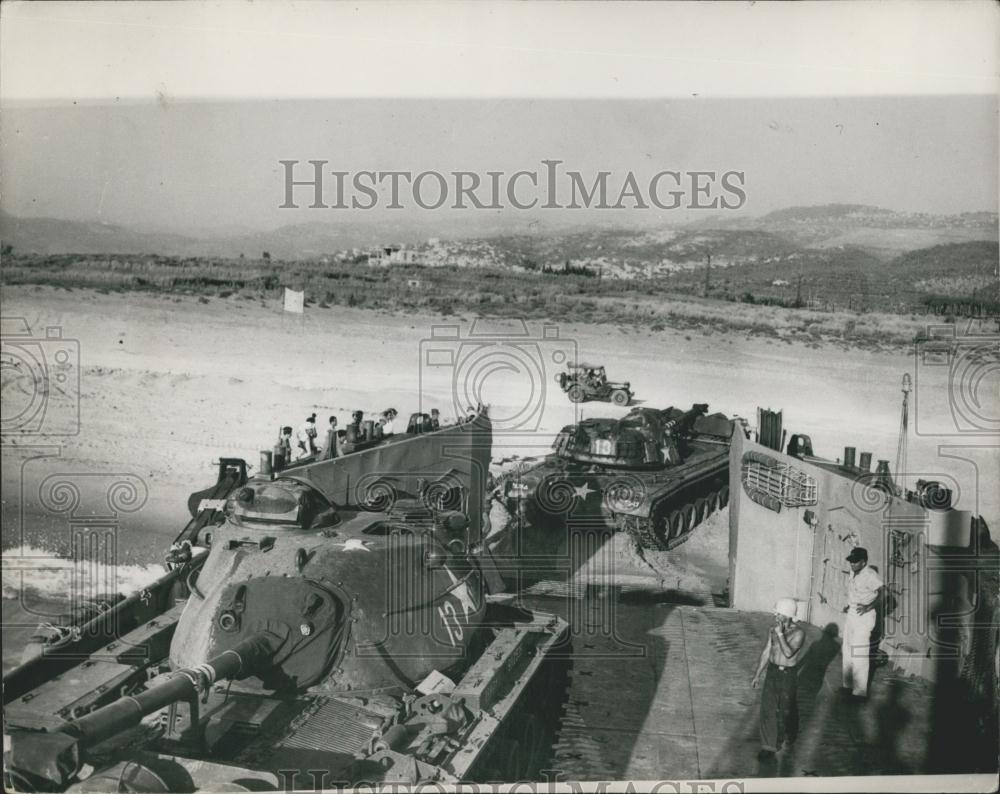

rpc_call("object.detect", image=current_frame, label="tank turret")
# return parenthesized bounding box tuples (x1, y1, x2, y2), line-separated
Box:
(509, 404, 735, 551)
(551, 404, 714, 468)
(170, 479, 489, 695)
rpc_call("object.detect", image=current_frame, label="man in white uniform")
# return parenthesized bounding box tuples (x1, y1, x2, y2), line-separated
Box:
(380, 408, 397, 436)
(842, 546, 884, 699)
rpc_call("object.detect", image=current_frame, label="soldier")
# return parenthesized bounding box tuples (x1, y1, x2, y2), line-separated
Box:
(274, 426, 293, 469)
(351, 410, 364, 437)
(381, 409, 397, 436)
(323, 416, 339, 460)
(430, 408, 441, 430)
(752, 598, 805, 761)
(296, 414, 318, 459)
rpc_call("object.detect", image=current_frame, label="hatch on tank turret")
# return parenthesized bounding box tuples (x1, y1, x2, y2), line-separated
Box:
(228, 478, 340, 530)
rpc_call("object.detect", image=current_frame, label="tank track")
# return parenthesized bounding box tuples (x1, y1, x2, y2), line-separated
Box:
(614, 483, 730, 552)
(472, 635, 572, 782)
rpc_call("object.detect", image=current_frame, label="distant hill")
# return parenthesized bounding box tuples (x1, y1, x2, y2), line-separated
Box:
(0, 211, 436, 259)
(686, 203, 998, 255)
(0, 212, 197, 257)
(1, 205, 996, 269)
(0, 210, 608, 260)
(659, 238, 998, 312)
(889, 241, 1000, 301)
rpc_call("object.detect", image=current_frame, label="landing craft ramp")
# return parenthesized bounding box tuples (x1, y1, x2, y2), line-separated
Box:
(531, 600, 950, 780)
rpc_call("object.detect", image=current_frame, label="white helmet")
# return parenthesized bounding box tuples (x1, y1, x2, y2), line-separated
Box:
(774, 598, 797, 619)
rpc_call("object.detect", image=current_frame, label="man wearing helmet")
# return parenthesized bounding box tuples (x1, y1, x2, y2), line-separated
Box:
(751, 597, 805, 761)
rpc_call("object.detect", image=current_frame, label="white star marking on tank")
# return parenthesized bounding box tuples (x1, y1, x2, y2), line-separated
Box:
(443, 565, 479, 620)
(335, 539, 372, 552)
(573, 481, 595, 499)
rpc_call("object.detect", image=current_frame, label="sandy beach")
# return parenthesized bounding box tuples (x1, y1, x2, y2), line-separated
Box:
(2, 284, 997, 571)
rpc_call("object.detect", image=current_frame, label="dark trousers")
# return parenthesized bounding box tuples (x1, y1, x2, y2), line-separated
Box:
(760, 662, 799, 751)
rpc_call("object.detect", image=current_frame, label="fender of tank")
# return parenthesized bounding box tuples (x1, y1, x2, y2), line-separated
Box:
(508, 404, 734, 550)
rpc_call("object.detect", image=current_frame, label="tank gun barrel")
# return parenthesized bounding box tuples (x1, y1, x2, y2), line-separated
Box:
(7, 633, 278, 791)
(662, 403, 709, 436)
(65, 632, 277, 748)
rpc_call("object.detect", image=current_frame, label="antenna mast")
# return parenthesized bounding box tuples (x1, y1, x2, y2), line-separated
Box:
(895, 373, 911, 495)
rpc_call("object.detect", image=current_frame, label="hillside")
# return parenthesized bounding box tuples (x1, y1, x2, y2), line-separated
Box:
(0, 211, 613, 260)
(0, 212, 434, 259)
(2, 206, 996, 314)
(687, 204, 997, 254)
(0, 213, 198, 257)
(661, 240, 998, 313)
(2, 204, 996, 263)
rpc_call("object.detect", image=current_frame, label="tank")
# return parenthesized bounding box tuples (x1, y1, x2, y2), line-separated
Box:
(3, 410, 569, 792)
(504, 404, 734, 551)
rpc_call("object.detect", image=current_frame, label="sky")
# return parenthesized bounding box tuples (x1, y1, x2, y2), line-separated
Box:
(1, 2, 997, 232)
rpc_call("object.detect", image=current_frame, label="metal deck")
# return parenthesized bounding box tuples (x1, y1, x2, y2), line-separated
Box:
(543, 604, 956, 780)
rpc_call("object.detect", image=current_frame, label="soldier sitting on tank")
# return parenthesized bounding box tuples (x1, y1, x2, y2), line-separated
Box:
(430, 408, 441, 429)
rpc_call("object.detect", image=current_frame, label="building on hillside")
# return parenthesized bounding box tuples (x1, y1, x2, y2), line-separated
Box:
(367, 245, 423, 267)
